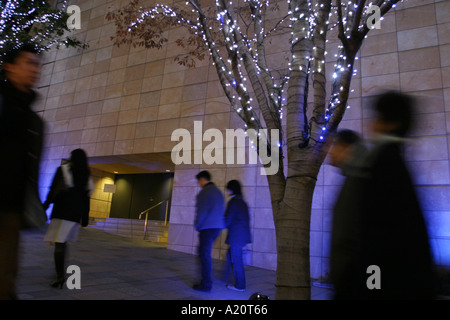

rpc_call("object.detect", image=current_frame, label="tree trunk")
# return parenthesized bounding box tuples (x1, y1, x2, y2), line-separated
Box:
(274, 176, 317, 299)
(271, 146, 323, 300)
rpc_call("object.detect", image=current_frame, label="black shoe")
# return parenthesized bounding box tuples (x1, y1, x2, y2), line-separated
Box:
(193, 284, 211, 292)
(50, 278, 65, 289)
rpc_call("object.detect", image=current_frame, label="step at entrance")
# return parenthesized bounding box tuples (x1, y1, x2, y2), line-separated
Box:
(88, 218, 168, 243)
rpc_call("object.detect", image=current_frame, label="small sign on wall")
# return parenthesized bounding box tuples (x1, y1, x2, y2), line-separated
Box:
(103, 184, 117, 193)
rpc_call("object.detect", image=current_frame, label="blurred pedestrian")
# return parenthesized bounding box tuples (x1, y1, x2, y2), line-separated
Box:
(223, 180, 251, 292)
(328, 129, 368, 299)
(193, 171, 225, 292)
(43, 149, 94, 289)
(0, 44, 44, 300)
(359, 91, 436, 299)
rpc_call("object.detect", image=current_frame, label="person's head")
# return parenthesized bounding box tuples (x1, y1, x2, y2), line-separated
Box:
(328, 129, 361, 168)
(2, 44, 41, 92)
(226, 180, 242, 196)
(196, 170, 211, 188)
(70, 149, 90, 188)
(70, 148, 88, 166)
(372, 91, 415, 137)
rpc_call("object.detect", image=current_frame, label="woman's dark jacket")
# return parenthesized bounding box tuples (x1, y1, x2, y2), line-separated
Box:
(224, 195, 251, 246)
(0, 80, 44, 213)
(44, 165, 91, 226)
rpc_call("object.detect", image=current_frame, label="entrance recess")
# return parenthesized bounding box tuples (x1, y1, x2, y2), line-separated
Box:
(88, 152, 175, 224)
(109, 172, 173, 221)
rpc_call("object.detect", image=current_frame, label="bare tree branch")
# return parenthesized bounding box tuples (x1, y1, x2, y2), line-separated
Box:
(309, 0, 332, 145)
(286, 0, 313, 150)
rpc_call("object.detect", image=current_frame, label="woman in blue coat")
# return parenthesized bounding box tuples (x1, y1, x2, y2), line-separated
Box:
(223, 180, 252, 291)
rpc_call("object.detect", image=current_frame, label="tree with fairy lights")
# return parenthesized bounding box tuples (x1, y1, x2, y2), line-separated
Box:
(0, 0, 87, 75)
(107, 0, 401, 299)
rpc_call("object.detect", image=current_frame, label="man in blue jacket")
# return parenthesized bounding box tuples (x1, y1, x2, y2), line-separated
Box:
(193, 171, 225, 292)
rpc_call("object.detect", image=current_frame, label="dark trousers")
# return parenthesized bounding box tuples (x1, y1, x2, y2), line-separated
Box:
(198, 228, 221, 289)
(54, 242, 67, 281)
(0, 212, 20, 300)
(224, 245, 246, 289)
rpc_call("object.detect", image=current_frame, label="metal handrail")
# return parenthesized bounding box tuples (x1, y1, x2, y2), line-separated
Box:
(139, 199, 170, 239)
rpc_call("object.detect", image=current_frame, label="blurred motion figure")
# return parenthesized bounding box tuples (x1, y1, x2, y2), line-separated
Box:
(328, 129, 367, 299)
(358, 91, 436, 299)
(0, 44, 44, 299)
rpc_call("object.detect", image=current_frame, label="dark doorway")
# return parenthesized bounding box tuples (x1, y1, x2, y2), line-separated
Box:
(109, 172, 174, 221)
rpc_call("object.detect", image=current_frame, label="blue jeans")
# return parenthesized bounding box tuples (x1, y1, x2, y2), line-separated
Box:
(198, 228, 221, 289)
(224, 245, 246, 289)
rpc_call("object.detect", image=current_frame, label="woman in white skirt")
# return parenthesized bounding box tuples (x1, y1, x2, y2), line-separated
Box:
(43, 149, 93, 288)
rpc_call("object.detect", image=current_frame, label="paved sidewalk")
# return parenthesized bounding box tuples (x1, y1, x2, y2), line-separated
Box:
(15, 226, 333, 300)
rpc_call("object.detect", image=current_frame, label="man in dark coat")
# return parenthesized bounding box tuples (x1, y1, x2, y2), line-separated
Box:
(328, 130, 368, 299)
(193, 171, 225, 292)
(223, 180, 251, 291)
(0, 44, 44, 299)
(357, 91, 436, 299)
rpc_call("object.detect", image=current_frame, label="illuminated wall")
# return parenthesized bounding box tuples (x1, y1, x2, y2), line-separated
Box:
(89, 168, 115, 219)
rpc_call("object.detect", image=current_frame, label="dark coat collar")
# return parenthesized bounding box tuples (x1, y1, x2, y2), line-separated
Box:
(0, 79, 37, 109)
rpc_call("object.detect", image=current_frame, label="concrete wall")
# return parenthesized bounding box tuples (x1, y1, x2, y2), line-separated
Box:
(89, 167, 115, 219)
